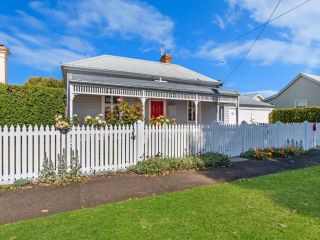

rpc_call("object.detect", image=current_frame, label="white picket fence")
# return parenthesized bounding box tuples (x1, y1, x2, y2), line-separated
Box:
(0, 121, 319, 184)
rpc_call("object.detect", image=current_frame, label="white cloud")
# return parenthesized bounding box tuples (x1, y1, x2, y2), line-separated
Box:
(16, 11, 46, 31)
(2, 0, 172, 71)
(0, 31, 86, 71)
(198, 39, 320, 68)
(212, 15, 226, 29)
(30, 0, 175, 49)
(199, 0, 320, 69)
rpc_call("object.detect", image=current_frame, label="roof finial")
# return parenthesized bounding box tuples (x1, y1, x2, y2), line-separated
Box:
(160, 48, 166, 56)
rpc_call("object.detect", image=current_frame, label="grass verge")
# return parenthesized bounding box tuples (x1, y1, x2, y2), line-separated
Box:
(0, 166, 320, 239)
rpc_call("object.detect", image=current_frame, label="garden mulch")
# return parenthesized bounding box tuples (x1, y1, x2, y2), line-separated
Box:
(1, 151, 320, 225)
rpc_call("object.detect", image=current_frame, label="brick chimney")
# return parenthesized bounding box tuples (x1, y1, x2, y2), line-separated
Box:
(0, 44, 11, 84)
(160, 53, 172, 64)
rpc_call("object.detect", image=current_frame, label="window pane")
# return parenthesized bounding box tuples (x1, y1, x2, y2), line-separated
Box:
(188, 101, 196, 122)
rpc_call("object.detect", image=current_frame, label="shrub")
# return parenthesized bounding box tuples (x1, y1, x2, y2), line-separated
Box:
(198, 152, 232, 168)
(270, 107, 320, 123)
(0, 84, 65, 126)
(106, 98, 142, 125)
(84, 114, 107, 128)
(13, 179, 32, 187)
(55, 114, 80, 130)
(149, 115, 176, 125)
(39, 151, 86, 185)
(240, 146, 305, 160)
(129, 152, 231, 175)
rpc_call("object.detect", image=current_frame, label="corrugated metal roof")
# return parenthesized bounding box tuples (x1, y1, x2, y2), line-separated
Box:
(243, 93, 264, 99)
(71, 73, 225, 94)
(63, 55, 221, 84)
(240, 96, 273, 108)
(301, 73, 320, 82)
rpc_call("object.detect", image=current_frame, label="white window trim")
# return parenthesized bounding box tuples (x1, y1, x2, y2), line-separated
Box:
(187, 101, 201, 123)
(219, 105, 225, 123)
(294, 99, 308, 108)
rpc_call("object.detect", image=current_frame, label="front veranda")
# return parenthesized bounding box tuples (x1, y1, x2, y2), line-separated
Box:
(69, 84, 239, 124)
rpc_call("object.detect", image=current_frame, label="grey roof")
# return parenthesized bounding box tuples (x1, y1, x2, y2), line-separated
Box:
(302, 72, 320, 82)
(240, 96, 274, 108)
(70, 73, 235, 95)
(265, 72, 320, 101)
(63, 55, 221, 85)
(243, 93, 264, 99)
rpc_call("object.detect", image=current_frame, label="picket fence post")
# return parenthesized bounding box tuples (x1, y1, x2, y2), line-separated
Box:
(136, 120, 145, 161)
(303, 121, 309, 150)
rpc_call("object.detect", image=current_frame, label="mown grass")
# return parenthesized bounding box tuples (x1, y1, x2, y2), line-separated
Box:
(1, 166, 320, 239)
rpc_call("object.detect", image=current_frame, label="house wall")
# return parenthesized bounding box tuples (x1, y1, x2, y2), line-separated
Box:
(166, 100, 187, 124)
(73, 95, 102, 121)
(201, 102, 217, 124)
(225, 106, 237, 124)
(239, 107, 273, 124)
(74, 95, 224, 124)
(265, 76, 320, 108)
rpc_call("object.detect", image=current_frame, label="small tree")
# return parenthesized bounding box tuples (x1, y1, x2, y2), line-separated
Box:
(25, 77, 64, 88)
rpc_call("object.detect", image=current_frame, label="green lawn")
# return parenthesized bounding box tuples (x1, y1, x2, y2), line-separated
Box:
(1, 167, 320, 240)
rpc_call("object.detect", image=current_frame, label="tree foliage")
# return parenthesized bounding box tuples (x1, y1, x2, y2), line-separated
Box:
(0, 84, 65, 126)
(25, 77, 65, 88)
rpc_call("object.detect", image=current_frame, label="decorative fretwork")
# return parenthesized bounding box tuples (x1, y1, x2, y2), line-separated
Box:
(71, 84, 237, 104)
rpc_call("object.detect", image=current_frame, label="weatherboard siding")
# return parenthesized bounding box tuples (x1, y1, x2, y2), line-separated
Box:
(74, 95, 102, 121)
(266, 76, 320, 108)
(201, 102, 217, 124)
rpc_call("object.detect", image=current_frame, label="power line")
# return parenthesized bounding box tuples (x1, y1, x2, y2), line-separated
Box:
(224, 0, 283, 82)
(158, 0, 312, 81)
(218, 0, 312, 49)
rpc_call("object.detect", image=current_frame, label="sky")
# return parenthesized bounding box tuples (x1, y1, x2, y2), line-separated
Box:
(1, 0, 319, 97)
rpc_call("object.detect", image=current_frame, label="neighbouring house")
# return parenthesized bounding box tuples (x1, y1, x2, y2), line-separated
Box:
(243, 92, 265, 101)
(239, 96, 274, 124)
(264, 73, 320, 108)
(62, 54, 241, 124)
(0, 44, 11, 84)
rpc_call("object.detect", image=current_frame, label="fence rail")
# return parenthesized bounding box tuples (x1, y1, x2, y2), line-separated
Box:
(0, 122, 319, 184)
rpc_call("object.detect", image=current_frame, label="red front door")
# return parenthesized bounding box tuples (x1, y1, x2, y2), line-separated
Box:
(150, 101, 164, 118)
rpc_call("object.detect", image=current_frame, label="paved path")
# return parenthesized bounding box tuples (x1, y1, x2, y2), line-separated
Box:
(1, 151, 319, 225)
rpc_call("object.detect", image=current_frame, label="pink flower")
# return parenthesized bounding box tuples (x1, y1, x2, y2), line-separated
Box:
(116, 98, 123, 103)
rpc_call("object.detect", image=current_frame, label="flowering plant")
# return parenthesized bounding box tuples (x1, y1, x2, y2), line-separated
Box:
(106, 98, 143, 125)
(149, 115, 176, 125)
(240, 146, 304, 160)
(55, 114, 80, 131)
(84, 114, 107, 128)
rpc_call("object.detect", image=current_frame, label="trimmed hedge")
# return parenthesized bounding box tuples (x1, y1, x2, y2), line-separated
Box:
(0, 84, 65, 126)
(270, 107, 320, 123)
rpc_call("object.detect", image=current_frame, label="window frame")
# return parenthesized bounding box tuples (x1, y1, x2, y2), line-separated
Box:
(294, 99, 308, 108)
(219, 105, 225, 122)
(187, 101, 196, 123)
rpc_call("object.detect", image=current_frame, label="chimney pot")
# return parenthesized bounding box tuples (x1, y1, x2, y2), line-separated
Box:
(160, 54, 172, 64)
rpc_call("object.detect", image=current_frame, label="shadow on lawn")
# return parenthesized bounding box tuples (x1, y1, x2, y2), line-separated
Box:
(200, 151, 320, 219)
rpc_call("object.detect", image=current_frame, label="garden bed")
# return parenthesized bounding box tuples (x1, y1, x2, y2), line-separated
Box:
(128, 152, 231, 175)
(240, 146, 305, 160)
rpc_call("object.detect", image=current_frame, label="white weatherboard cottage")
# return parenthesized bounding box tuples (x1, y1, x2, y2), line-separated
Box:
(62, 54, 240, 124)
